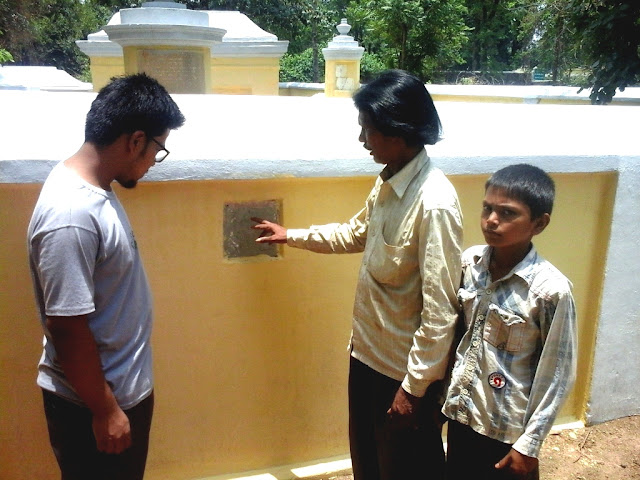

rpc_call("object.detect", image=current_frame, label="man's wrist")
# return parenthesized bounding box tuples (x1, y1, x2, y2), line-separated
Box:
(401, 376, 428, 398)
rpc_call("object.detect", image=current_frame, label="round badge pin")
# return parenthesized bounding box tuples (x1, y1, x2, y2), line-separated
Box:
(488, 372, 507, 389)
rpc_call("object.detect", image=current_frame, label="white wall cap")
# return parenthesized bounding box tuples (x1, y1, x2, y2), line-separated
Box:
(205, 11, 279, 42)
(103, 24, 226, 49)
(106, 11, 122, 26)
(1, 91, 638, 182)
(78, 9, 286, 57)
(322, 47, 364, 61)
(211, 40, 289, 58)
(426, 83, 640, 104)
(76, 31, 123, 57)
(120, 6, 208, 27)
(142, 1, 187, 8)
(0, 66, 92, 92)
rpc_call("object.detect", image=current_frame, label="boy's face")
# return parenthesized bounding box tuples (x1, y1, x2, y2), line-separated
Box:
(481, 186, 549, 250)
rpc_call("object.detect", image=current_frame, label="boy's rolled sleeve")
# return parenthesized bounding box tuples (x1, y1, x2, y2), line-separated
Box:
(514, 288, 578, 458)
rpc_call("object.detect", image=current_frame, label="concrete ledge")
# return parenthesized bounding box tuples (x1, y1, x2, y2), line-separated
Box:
(1, 92, 637, 183)
(196, 455, 351, 480)
(426, 84, 640, 105)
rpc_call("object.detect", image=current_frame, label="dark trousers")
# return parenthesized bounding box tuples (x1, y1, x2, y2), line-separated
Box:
(42, 389, 154, 480)
(348, 357, 446, 480)
(446, 420, 540, 480)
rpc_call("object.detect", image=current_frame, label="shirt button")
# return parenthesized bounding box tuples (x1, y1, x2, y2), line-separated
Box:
(478, 315, 485, 321)
(461, 388, 469, 395)
(472, 340, 480, 347)
(486, 288, 493, 294)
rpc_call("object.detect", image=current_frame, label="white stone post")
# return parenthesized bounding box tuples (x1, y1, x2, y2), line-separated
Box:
(322, 18, 364, 98)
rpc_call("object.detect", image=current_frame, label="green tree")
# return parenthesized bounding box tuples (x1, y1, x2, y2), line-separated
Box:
(0, 0, 128, 79)
(519, 0, 584, 84)
(26, 0, 112, 78)
(187, 0, 340, 82)
(568, 0, 640, 103)
(0, 0, 37, 60)
(280, 47, 324, 82)
(346, 0, 467, 80)
(461, 0, 527, 72)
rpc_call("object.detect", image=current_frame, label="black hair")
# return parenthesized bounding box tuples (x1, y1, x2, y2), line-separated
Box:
(85, 73, 185, 147)
(486, 164, 555, 219)
(353, 69, 442, 147)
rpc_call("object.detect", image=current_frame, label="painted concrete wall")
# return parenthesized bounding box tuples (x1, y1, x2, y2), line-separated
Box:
(1, 92, 638, 479)
(211, 57, 280, 95)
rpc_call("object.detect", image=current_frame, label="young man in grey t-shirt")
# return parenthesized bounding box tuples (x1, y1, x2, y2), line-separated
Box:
(28, 74, 184, 480)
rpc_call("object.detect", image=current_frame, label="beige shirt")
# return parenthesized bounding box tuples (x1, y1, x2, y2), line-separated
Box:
(288, 149, 463, 396)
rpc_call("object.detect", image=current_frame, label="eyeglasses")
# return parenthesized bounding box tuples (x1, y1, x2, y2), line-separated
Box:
(150, 137, 170, 163)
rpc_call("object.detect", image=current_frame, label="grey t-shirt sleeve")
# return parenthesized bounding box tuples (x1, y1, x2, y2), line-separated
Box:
(32, 226, 98, 317)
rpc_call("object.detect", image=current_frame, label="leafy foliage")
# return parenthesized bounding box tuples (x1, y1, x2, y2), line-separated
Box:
(460, 0, 527, 72)
(188, 0, 341, 81)
(0, 0, 37, 59)
(359, 51, 385, 82)
(518, 0, 585, 84)
(1, 0, 637, 99)
(568, 0, 640, 104)
(346, 0, 468, 80)
(280, 48, 324, 83)
(279, 48, 385, 83)
(0, 0, 131, 79)
(0, 47, 13, 63)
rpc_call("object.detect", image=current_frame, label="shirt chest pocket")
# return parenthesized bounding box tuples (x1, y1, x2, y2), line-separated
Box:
(483, 304, 525, 352)
(366, 239, 416, 287)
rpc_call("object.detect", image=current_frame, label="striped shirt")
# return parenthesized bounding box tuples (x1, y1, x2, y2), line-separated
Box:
(288, 149, 463, 397)
(442, 244, 577, 457)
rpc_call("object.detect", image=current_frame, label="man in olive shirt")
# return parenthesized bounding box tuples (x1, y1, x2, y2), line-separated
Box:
(253, 70, 462, 480)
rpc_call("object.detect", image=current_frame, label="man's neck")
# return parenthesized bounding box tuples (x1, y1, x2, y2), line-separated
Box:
(385, 146, 423, 177)
(64, 142, 115, 191)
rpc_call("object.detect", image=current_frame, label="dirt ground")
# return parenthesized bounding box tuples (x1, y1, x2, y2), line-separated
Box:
(315, 415, 640, 480)
(540, 415, 640, 480)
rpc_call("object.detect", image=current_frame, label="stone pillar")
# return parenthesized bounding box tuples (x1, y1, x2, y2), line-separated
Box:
(77, 3, 288, 95)
(322, 18, 364, 98)
(102, 2, 225, 94)
(76, 30, 125, 92)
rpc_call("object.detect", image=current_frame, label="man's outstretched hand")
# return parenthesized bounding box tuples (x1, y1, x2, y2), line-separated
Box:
(252, 218, 287, 244)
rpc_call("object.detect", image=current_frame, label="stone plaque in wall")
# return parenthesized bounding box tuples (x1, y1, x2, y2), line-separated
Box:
(137, 49, 205, 94)
(223, 200, 282, 260)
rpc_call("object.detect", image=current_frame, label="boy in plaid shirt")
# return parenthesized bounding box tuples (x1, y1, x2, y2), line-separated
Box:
(443, 164, 577, 479)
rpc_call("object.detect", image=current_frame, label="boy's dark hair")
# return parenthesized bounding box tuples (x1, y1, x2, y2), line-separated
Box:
(486, 164, 555, 219)
(85, 73, 185, 147)
(353, 69, 442, 147)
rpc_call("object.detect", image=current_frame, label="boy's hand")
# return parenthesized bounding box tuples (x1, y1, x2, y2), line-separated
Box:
(495, 448, 538, 478)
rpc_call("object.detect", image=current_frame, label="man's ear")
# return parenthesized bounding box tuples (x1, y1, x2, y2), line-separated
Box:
(533, 213, 551, 236)
(128, 130, 147, 154)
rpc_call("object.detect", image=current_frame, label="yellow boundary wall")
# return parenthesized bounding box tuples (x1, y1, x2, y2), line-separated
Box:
(0, 171, 615, 480)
